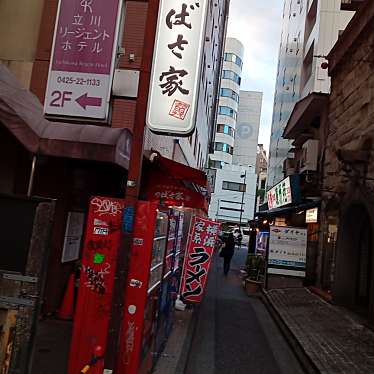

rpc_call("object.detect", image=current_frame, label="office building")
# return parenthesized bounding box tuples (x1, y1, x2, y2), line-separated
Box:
(267, 0, 356, 188)
(209, 37, 244, 168)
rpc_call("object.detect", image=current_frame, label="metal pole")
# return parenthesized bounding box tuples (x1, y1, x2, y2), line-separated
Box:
(104, 0, 159, 369)
(239, 171, 246, 228)
(27, 155, 37, 197)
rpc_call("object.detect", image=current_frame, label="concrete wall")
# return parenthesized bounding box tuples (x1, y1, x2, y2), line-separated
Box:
(0, 0, 45, 88)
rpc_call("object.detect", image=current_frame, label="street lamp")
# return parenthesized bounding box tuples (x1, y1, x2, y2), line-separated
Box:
(239, 171, 246, 230)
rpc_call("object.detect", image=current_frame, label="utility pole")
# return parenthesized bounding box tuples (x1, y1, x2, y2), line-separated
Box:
(104, 0, 160, 370)
(239, 171, 246, 229)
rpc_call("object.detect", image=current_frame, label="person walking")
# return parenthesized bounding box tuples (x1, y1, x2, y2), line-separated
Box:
(220, 232, 236, 275)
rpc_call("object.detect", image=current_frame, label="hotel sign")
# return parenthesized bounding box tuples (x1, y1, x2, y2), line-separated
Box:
(44, 0, 122, 120)
(146, 0, 208, 135)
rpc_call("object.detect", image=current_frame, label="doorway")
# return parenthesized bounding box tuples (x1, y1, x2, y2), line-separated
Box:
(334, 203, 374, 318)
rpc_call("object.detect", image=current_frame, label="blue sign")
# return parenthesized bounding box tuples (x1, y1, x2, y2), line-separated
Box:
(122, 206, 135, 233)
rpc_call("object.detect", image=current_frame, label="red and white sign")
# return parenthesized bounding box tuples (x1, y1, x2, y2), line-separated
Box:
(180, 216, 220, 303)
(44, 0, 122, 120)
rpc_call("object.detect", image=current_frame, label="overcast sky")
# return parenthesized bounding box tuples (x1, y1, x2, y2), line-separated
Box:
(227, 0, 283, 152)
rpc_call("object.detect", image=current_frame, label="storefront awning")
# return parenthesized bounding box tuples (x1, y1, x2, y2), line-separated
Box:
(145, 151, 208, 211)
(283, 93, 328, 141)
(151, 151, 207, 186)
(0, 64, 132, 169)
(255, 199, 321, 218)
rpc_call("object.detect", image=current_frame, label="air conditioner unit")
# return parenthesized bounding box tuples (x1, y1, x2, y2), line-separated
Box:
(300, 139, 319, 173)
(283, 158, 296, 176)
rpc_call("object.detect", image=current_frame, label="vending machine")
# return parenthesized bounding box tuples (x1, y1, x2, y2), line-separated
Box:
(68, 198, 187, 374)
(117, 202, 186, 374)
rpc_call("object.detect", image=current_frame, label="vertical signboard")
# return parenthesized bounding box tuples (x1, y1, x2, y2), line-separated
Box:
(146, 0, 208, 135)
(268, 226, 307, 277)
(68, 196, 124, 374)
(44, 0, 121, 120)
(180, 216, 220, 303)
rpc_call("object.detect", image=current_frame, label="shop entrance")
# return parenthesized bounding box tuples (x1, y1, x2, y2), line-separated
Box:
(334, 203, 373, 318)
(355, 209, 372, 308)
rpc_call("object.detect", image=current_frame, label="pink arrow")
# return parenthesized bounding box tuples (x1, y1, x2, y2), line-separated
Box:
(75, 93, 102, 110)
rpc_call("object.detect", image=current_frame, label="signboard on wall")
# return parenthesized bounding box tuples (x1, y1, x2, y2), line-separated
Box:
(180, 216, 220, 302)
(146, 0, 208, 135)
(44, 0, 122, 120)
(268, 226, 307, 277)
(305, 208, 318, 223)
(267, 175, 300, 210)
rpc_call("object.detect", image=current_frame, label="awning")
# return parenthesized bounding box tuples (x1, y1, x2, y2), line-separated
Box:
(145, 151, 208, 211)
(0, 64, 132, 169)
(255, 199, 321, 218)
(283, 93, 328, 142)
(151, 151, 207, 186)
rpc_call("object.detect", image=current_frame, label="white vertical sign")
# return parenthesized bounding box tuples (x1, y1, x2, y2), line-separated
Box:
(146, 0, 208, 135)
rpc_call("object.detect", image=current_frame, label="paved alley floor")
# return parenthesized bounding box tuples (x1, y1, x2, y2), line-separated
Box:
(185, 246, 305, 374)
(266, 288, 374, 374)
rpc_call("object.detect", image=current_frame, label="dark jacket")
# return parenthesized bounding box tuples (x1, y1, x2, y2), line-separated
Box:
(221, 233, 235, 258)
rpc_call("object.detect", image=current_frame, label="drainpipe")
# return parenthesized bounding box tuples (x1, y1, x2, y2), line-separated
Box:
(27, 155, 37, 197)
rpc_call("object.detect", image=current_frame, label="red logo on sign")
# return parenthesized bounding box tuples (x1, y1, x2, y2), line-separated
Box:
(169, 99, 190, 120)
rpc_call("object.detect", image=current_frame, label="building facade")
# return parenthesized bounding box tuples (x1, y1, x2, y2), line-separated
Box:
(208, 90, 262, 224)
(0, 0, 229, 372)
(256, 144, 268, 210)
(233, 90, 262, 168)
(320, 0, 374, 321)
(207, 38, 262, 224)
(267, 0, 356, 189)
(208, 164, 257, 224)
(209, 37, 244, 168)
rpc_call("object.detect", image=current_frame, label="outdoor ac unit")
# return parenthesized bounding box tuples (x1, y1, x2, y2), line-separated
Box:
(283, 158, 296, 176)
(300, 139, 319, 173)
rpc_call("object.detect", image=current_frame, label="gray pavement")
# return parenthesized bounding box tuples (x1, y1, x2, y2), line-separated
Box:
(265, 288, 374, 374)
(184, 245, 305, 374)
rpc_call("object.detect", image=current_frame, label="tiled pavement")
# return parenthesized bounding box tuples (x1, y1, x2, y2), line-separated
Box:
(264, 288, 374, 374)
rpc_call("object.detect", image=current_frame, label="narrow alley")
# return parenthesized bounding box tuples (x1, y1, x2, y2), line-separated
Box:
(185, 246, 304, 374)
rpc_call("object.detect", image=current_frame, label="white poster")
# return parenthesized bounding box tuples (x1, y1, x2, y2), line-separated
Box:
(268, 226, 307, 277)
(146, 0, 208, 135)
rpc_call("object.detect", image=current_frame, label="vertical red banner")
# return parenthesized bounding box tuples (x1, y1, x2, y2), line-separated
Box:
(68, 196, 124, 374)
(180, 217, 220, 303)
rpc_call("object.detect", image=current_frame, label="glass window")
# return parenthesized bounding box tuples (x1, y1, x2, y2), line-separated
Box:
(214, 142, 233, 154)
(217, 124, 234, 137)
(222, 70, 241, 85)
(220, 88, 239, 102)
(209, 159, 226, 169)
(222, 181, 246, 192)
(218, 106, 237, 119)
(224, 53, 243, 68)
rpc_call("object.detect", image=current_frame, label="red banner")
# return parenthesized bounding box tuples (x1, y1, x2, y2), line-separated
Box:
(180, 217, 220, 303)
(68, 196, 124, 374)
